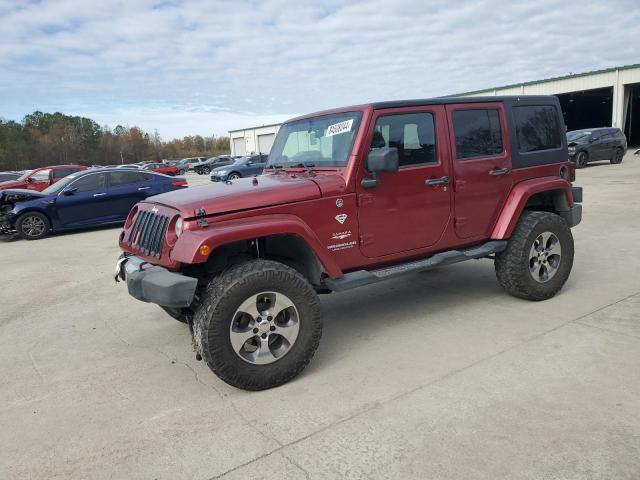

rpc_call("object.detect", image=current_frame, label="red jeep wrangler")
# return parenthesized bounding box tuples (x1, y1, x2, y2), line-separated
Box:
(116, 96, 582, 390)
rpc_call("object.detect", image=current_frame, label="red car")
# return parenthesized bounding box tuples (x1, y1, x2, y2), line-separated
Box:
(141, 163, 179, 176)
(0, 165, 87, 191)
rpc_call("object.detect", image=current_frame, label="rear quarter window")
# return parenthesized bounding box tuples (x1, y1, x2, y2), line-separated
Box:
(513, 105, 562, 153)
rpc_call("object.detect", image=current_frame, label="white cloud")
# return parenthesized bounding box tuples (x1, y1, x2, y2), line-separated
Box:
(0, 0, 639, 138)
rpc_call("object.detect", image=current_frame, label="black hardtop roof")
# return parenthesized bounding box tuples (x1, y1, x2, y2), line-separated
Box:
(371, 95, 558, 109)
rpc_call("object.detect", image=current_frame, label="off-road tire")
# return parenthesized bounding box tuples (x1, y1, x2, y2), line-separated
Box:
(610, 148, 624, 164)
(193, 259, 322, 390)
(16, 211, 50, 240)
(160, 306, 190, 324)
(495, 211, 574, 301)
(575, 151, 588, 169)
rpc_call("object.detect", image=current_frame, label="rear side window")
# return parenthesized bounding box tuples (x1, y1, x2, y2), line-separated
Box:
(53, 168, 73, 179)
(452, 109, 503, 159)
(108, 171, 147, 187)
(371, 112, 437, 167)
(513, 105, 562, 153)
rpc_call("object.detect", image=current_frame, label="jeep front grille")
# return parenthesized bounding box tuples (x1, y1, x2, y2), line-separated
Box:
(127, 210, 169, 258)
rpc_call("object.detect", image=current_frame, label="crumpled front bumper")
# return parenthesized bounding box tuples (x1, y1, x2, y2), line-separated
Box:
(115, 254, 197, 308)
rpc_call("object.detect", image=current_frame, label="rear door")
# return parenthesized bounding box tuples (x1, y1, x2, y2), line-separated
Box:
(106, 171, 153, 220)
(357, 106, 452, 257)
(446, 103, 512, 239)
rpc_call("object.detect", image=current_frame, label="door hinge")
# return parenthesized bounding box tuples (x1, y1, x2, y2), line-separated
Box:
(360, 233, 375, 246)
(357, 193, 374, 207)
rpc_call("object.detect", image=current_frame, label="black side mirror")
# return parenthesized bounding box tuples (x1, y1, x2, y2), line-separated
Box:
(63, 187, 78, 196)
(362, 147, 399, 188)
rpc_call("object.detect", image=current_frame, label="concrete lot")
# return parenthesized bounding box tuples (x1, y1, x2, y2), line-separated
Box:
(1, 156, 640, 479)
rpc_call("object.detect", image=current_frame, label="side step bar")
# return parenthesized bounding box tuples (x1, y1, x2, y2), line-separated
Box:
(324, 240, 507, 292)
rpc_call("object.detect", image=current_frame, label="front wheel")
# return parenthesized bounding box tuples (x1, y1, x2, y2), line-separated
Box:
(16, 212, 50, 240)
(193, 260, 323, 390)
(227, 172, 241, 180)
(201, 166, 211, 174)
(495, 211, 574, 301)
(575, 151, 588, 169)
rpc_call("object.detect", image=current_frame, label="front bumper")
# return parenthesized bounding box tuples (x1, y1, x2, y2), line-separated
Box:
(115, 254, 197, 308)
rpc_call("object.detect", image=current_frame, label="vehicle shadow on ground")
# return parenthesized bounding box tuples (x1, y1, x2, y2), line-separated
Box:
(307, 264, 504, 372)
(1, 224, 123, 243)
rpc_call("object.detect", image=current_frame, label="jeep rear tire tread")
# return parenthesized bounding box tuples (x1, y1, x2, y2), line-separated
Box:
(495, 211, 574, 301)
(193, 259, 322, 390)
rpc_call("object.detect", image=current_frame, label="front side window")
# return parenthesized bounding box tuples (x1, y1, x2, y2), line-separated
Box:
(371, 112, 437, 167)
(30, 169, 51, 182)
(73, 173, 107, 192)
(268, 112, 363, 167)
(513, 105, 562, 153)
(53, 169, 72, 179)
(452, 109, 503, 160)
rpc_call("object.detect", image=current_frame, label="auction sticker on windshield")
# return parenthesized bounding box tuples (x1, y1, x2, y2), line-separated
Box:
(325, 119, 353, 137)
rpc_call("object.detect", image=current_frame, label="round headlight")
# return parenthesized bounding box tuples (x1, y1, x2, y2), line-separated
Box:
(175, 216, 184, 237)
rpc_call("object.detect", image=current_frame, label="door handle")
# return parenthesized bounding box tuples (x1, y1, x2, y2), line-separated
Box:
(93, 192, 106, 197)
(426, 176, 449, 186)
(138, 186, 151, 190)
(489, 167, 510, 176)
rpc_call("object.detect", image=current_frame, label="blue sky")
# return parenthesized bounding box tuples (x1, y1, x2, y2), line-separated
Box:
(0, 0, 639, 139)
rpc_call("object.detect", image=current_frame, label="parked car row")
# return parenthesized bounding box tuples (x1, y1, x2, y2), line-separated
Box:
(210, 154, 268, 181)
(193, 155, 237, 175)
(0, 168, 187, 240)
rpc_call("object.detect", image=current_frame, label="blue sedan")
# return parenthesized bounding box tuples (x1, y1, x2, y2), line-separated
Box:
(210, 154, 268, 181)
(0, 168, 187, 240)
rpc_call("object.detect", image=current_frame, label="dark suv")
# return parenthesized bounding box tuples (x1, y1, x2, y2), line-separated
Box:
(116, 96, 582, 390)
(567, 127, 627, 168)
(194, 156, 235, 175)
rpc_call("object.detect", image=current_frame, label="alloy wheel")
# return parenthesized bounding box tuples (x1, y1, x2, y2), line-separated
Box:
(229, 291, 300, 365)
(21, 215, 46, 238)
(529, 231, 562, 283)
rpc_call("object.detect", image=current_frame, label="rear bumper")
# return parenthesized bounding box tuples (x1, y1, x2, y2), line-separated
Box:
(115, 254, 197, 308)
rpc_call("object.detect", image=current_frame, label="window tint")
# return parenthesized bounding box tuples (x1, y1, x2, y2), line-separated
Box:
(513, 105, 562, 153)
(53, 168, 73, 179)
(452, 109, 503, 159)
(72, 173, 107, 192)
(108, 171, 147, 187)
(371, 113, 437, 167)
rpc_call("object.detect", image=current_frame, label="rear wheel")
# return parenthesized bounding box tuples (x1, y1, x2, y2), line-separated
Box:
(495, 211, 574, 301)
(16, 212, 50, 240)
(610, 147, 624, 164)
(193, 259, 322, 390)
(575, 151, 588, 169)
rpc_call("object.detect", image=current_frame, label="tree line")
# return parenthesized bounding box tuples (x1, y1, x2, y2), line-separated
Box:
(0, 111, 231, 171)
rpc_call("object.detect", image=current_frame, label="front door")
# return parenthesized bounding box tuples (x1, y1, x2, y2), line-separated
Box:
(56, 173, 111, 227)
(446, 103, 513, 239)
(357, 107, 452, 258)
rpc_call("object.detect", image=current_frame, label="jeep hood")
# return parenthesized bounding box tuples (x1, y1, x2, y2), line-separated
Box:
(146, 174, 326, 218)
(0, 188, 48, 205)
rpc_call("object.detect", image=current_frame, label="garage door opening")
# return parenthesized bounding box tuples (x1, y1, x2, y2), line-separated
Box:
(556, 87, 613, 132)
(257, 133, 275, 154)
(233, 137, 246, 156)
(624, 83, 640, 147)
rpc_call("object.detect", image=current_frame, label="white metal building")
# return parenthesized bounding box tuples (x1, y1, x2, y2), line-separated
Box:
(228, 64, 640, 151)
(228, 123, 281, 156)
(453, 63, 640, 145)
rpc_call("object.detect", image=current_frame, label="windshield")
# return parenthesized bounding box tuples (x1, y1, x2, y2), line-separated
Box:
(42, 174, 78, 195)
(567, 131, 591, 142)
(267, 112, 363, 168)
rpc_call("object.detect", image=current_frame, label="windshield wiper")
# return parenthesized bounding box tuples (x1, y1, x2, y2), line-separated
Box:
(295, 163, 316, 177)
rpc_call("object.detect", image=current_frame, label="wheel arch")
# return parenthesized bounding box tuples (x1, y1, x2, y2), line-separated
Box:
(171, 214, 343, 282)
(491, 177, 574, 239)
